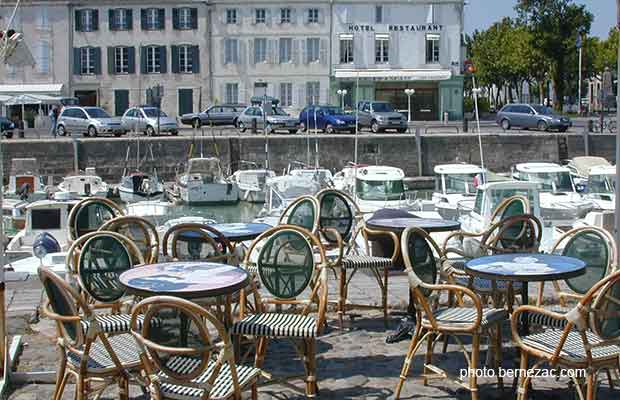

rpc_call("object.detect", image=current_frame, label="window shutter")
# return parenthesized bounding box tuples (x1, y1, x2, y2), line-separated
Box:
(267, 39, 275, 64)
(191, 8, 197, 29)
(93, 47, 102, 74)
(92, 10, 99, 31)
(141, 9, 147, 30)
(192, 46, 200, 73)
(249, 39, 255, 66)
(301, 39, 308, 64)
(73, 47, 81, 74)
(354, 36, 363, 67)
(159, 46, 167, 73)
(108, 10, 116, 31)
(265, 8, 272, 26)
(221, 38, 227, 65)
(292, 39, 299, 65)
(390, 32, 399, 67)
(318, 8, 324, 24)
(107, 47, 115, 74)
(171, 45, 179, 73)
(290, 8, 297, 25)
(126, 9, 133, 30)
(158, 9, 165, 30)
(172, 8, 179, 30)
(236, 8, 241, 25)
(140, 46, 147, 73)
(320, 38, 327, 65)
(127, 47, 135, 73)
(239, 40, 246, 66)
(75, 10, 82, 31)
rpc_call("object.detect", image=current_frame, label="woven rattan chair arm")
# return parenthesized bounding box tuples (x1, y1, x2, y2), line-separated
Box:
(362, 227, 400, 263)
(424, 283, 483, 332)
(441, 230, 483, 251)
(510, 305, 572, 360)
(41, 300, 83, 323)
(320, 227, 344, 268)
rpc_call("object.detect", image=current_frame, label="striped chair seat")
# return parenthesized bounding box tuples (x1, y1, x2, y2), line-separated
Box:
(454, 274, 523, 291)
(159, 356, 261, 400)
(81, 313, 162, 334)
(232, 313, 317, 338)
(67, 333, 141, 372)
(442, 258, 467, 273)
(422, 307, 508, 329)
(522, 328, 620, 363)
(340, 254, 392, 269)
(524, 305, 571, 330)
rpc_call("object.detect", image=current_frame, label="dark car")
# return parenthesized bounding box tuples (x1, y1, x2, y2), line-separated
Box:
(180, 104, 246, 128)
(0, 117, 14, 138)
(299, 105, 356, 134)
(496, 103, 571, 132)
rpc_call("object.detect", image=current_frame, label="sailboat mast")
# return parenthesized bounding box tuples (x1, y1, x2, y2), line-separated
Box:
(472, 74, 485, 183)
(354, 73, 359, 198)
(314, 104, 319, 168)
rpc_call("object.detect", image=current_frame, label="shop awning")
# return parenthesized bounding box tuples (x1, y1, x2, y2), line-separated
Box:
(0, 93, 67, 105)
(0, 83, 64, 95)
(4, 94, 43, 105)
(333, 68, 452, 81)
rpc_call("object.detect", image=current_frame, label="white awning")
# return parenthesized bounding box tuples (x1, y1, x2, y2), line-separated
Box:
(0, 83, 64, 95)
(4, 94, 43, 105)
(334, 68, 452, 81)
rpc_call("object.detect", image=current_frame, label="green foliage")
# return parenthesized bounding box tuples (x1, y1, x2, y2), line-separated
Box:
(463, 96, 490, 114)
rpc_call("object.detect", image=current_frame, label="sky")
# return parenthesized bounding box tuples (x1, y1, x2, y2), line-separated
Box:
(464, 0, 615, 38)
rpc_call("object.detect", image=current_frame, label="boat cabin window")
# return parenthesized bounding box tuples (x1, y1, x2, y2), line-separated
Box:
(473, 190, 483, 214)
(588, 174, 615, 194)
(522, 171, 573, 192)
(31, 209, 61, 230)
(444, 173, 478, 194)
(488, 189, 536, 214)
(355, 179, 405, 201)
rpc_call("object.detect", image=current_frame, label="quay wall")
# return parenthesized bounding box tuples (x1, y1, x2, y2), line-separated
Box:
(0, 132, 610, 182)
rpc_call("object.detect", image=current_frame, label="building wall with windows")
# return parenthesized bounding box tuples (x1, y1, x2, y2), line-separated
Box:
(211, 0, 331, 112)
(331, 0, 464, 120)
(71, 1, 209, 117)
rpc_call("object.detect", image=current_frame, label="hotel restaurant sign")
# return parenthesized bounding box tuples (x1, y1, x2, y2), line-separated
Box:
(347, 24, 443, 33)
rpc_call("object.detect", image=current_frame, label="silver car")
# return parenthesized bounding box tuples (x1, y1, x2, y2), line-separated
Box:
(236, 106, 299, 134)
(121, 106, 179, 136)
(496, 103, 571, 132)
(357, 101, 408, 133)
(56, 106, 127, 137)
(180, 104, 246, 128)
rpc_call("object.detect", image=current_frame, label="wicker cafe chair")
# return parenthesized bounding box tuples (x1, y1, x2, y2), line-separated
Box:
(315, 188, 399, 328)
(233, 225, 329, 397)
(512, 270, 620, 400)
(130, 296, 261, 400)
(278, 195, 321, 234)
(38, 266, 142, 400)
(162, 223, 236, 265)
(395, 227, 507, 400)
(67, 197, 124, 242)
(100, 216, 160, 264)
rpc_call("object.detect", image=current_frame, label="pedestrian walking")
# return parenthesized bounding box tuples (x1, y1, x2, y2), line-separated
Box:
(49, 106, 59, 137)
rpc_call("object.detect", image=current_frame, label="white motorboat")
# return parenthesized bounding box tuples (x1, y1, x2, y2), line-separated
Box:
(582, 165, 615, 211)
(4, 252, 68, 275)
(231, 169, 276, 203)
(255, 175, 321, 224)
(6, 158, 48, 202)
(332, 164, 415, 214)
(427, 164, 485, 220)
(172, 158, 239, 205)
(288, 167, 334, 188)
(55, 167, 110, 199)
(512, 162, 593, 227)
(566, 156, 610, 190)
(119, 171, 165, 203)
(125, 199, 173, 225)
(5, 199, 78, 262)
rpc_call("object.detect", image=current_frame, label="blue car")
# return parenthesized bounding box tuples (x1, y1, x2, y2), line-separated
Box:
(299, 105, 356, 134)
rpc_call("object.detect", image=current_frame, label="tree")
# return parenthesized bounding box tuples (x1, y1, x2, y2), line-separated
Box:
(595, 29, 619, 74)
(516, 0, 593, 110)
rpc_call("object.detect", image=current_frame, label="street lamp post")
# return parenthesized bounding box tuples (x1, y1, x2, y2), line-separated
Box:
(337, 89, 348, 110)
(576, 33, 583, 115)
(404, 89, 415, 123)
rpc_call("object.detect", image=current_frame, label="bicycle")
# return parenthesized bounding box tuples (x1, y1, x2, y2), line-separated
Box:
(593, 119, 617, 134)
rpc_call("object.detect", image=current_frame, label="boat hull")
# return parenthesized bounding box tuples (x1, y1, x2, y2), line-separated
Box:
(119, 188, 164, 203)
(239, 188, 266, 203)
(178, 183, 239, 205)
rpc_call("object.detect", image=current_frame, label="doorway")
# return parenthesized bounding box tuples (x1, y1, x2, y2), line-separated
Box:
(114, 90, 129, 116)
(74, 90, 98, 107)
(178, 89, 194, 116)
(254, 82, 268, 97)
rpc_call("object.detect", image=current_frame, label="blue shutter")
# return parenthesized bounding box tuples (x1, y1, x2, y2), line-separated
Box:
(158, 8, 165, 30)
(190, 8, 197, 29)
(75, 10, 82, 31)
(159, 46, 167, 73)
(127, 47, 135, 73)
(92, 10, 99, 31)
(172, 8, 179, 30)
(93, 47, 102, 74)
(73, 47, 81, 74)
(107, 47, 115, 74)
(140, 9, 147, 30)
(140, 46, 147, 73)
(126, 9, 133, 30)
(108, 10, 116, 31)
(191, 46, 200, 73)
(171, 45, 179, 73)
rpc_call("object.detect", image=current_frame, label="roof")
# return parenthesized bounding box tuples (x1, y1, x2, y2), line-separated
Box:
(568, 156, 611, 177)
(0, 83, 63, 95)
(334, 68, 452, 81)
(25, 199, 78, 210)
(515, 162, 569, 173)
(434, 164, 484, 175)
(589, 165, 616, 176)
(356, 166, 405, 180)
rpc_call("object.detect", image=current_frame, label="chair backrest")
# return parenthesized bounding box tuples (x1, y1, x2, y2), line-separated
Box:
(490, 195, 530, 223)
(552, 226, 616, 296)
(68, 197, 124, 241)
(131, 296, 243, 398)
(401, 227, 442, 298)
(278, 195, 320, 233)
(100, 216, 160, 264)
(316, 188, 360, 245)
(161, 223, 235, 263)
(481, 214, 542, 255)
(591, 271, 620, 340)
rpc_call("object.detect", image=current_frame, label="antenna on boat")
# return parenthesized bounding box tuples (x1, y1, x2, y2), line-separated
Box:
(469, 65, 486, 184)
(354, 71, 360, 199)
(314, 101, 319, 168)
(263, 94, 269, 170)
(306, 105, 310, 166)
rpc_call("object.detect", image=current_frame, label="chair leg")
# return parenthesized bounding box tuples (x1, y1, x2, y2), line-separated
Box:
(493, 326, 503, 390)
(119, 374, 129, 400)
(382, 266, 389, 327)
(516, 352, 529, 400)
(394, 324, 423, 400)
(54, 372, 70, 400)
(586, 372, 597, 400)
(53, 350, 68, 400)
(338, 267, 347, 329)
(423, 333, 435, 386)
(305, 339, 318, 398)
(469, 333, 480, 400)
(254, 337, 269, 369)
(251, 383, 258, 400)
(76, 376, 86, 400)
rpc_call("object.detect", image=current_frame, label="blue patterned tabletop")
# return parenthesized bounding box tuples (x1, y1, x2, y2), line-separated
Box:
(465, 253, 586, 282)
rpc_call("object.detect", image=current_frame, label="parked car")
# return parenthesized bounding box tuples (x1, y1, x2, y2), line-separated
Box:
(496, 103, 571, 132)
(121, 106, 179, 136)
(56, 106, 126, 137)
(236, 105, 299, 134)
(0, 117, 14, 138)
(357, 101, 407, 133)
(299, 105, 356, 134)
(180, 104, 246, 128)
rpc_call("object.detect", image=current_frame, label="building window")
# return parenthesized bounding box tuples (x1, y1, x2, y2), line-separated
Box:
(226, 9, 237, 24)
(80, 47, 96, 74)
(143, 8, 163, 30)
(37, 7, 49, 29)
(425, 33, 440, 63)
(306, 82, 320, 105)
(307, 8, 319, 24)
(255, 9, 266, 24)
(375, 34, 389, 64)
(178, 8, 192, 29)
(375, 5, 383, 23)
(280, 8, 291, 24)
(225, 83, 239, 104)
(178, 45, 193, 73)
(111, 9, 131, 30)
(36, 40, 50, 73)
(280, 83, 293, 107)
(426, 4, 434, 24)
(77, 9, 97, 32)
(339, 36, 353, 64)
(224, 39, 239, 64)
(307, 38, 320, 63)
(146, 46, 161, 73)
(279, 38, 292, 64)
(254, 38, 267, 63)
(115, 46, 129, 73)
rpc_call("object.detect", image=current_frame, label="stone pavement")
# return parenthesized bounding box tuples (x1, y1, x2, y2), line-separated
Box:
(4, 271, 619, 399)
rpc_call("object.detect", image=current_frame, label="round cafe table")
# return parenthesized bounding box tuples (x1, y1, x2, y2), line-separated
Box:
(177, 222, 271, 244)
